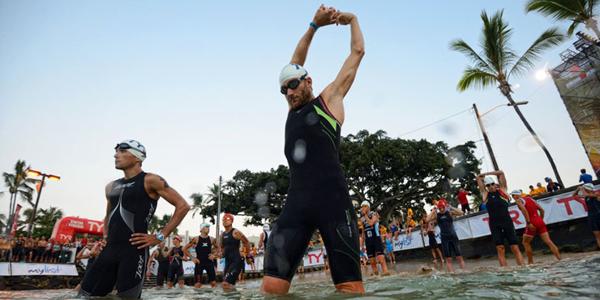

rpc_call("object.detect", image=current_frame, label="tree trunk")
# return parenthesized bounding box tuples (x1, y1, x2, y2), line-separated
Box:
(584, 17, 600, 40)
(503, 92, 564, 187)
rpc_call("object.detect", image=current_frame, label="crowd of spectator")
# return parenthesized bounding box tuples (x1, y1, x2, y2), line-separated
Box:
(0, 234, 98, 264)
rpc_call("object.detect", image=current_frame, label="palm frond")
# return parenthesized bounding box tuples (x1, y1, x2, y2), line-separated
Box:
(509, 27, 565, 78)
(456, 68, 498, 92)
(450, 39, 496, 73)
(525, 0, 587, 20)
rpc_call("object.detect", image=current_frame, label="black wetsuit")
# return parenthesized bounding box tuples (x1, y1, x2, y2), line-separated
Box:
(155, 248, 170, 286)
(585, 195, 600, 232)
(486, 191, 518, 246)
(222, 229, 243, 285)
(362, 212, 384, 258)
(437, 211, 461, 257)
(194, 236, 216, 283)
(79, 172, 157, 298)
(264, 95, 361, 285)
(168, 246, 185, 283)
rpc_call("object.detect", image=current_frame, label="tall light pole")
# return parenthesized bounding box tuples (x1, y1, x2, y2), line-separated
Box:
(473, 101, 529, 171)
(216, 176, 222, 244)
(26, 168, 60, 237)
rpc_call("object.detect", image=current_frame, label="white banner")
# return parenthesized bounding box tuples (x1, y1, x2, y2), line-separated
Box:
(392, 230, 424, 251)
(0, 263, 78, 276)
(395, 185, 599, 251)
(302, 249, 325, 267)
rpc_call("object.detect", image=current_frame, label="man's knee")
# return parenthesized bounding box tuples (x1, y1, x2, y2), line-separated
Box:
(335, 281, 365, 294)
(261, 276, 290, 295)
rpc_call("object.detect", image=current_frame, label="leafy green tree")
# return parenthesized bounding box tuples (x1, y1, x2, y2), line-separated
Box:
(31, 207, 63, 238)
(451, 10, 565, 186)
(526, 0, 600, 38)
(148, 215, 160, 234)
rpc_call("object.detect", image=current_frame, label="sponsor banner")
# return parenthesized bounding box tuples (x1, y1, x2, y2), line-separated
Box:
(396, 186, 599, 251)
(392, 230, 424, 251)
(0, 263, 78, 276)
(0, 262, 9, 276)
(551, 44, 600, 177)
(303, 250, 325, 267)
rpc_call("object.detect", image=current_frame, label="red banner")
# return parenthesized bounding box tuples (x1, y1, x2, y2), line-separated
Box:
(10, 204, 22, 238)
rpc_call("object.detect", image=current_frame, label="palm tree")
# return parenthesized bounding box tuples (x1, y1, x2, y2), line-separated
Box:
(157, 214, 178, 236)
(148, 215, 160, 234)
(526, 0, 600, 39)
(451, 10, 565, 186)
(34, 207, 63, 238)
(3, 160, 38, 235)
(189, 193, 205, 219)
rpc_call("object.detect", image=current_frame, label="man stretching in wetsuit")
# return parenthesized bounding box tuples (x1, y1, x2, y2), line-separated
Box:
(477, 170, 524, 267)
(146, 242, 169, 287)
(79, 140, 190, 298)
(220, 213, 250, 291)
(360, 201, 389, 276)
(183, 223, 218, 288)
(574, 183, 600, 249)
(261, 4, 365, 295)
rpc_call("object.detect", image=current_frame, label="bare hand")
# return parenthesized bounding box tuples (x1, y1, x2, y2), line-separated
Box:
(129, 233, 160, 249)
(208, 254, 215, 260)
(527, 224, 536, 231)
(192, 258, 200, 264)
(335, 12, 355, 25)
(313, 4, 337, 27)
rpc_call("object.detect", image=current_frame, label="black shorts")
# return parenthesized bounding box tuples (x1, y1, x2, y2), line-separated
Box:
(167, 261, 184, 282)
(441, 235, 461, 257)
(365, 237, 384, 258)
(490, 223, 519, 246)
(588, 214, 600, 232)
(263, 181, 362, 285)
(156, 262, 169, 286)
(78, 243, 148, 299)
(461, 203, 471, 213)
(223, 256, 243, 285)
(194, 262, 216, 283)
(427, 232, 439, 249)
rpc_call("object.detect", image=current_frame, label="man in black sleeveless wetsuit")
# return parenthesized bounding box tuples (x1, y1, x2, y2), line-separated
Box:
(426, 200, 465, 272)
(220, 213, 250, 291)
(184, 223, 218, 288)
(360, 201, 389, 276)
(261, 5, 365, 295)
(146, 242, 169, 287)
(477, 170, 524, 267)
(78, 140, 190, 298)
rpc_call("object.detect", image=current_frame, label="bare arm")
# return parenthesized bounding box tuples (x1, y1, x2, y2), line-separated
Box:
(234, 229, 250, 255)
(476, 175, 488, 201)
(102, 182, 114, 239)
(290, 5, 336, 65)
(183, 238, 196, 259)
(130, 174, 190, 249)
(209, 237, 219, 259)
(535, 201, 545, 219)
(516, 199, 531, 224)
(449, 207, 464, 217)
(258, 233, 265, 250)
(321, 12, 365, 125)
(365, 212, 379, 226)
(146, 250, 157, 272)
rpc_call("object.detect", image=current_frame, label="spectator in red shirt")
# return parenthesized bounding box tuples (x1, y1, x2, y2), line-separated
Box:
(457, 188, 471, 214)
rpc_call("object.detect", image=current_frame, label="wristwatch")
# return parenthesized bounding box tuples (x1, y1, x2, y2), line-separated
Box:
(155, 232, 165, 242)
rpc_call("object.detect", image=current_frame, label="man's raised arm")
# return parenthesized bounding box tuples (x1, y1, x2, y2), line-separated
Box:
(290, 5, 337, 65)
(322, 11, 365, 113)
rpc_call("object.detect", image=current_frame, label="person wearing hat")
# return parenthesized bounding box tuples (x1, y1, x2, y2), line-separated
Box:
(511, 190, 560, 264)
(359, 201, 389, 276)
(220, 213, 250, 291)
(421, 205, 444, 268)
(262, 4, 365, 296)
(426, 200, 465, 272)
(184, 223, 218, 288)
(167, 235, 187, 288)
(545, 177, 561, 193)
(477, 170, 524, 267)
(79, 140, 190, 298)
(258, 223, 271, 255)
(573, 183, 600, 248)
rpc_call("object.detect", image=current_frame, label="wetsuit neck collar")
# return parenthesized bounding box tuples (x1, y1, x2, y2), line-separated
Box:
(122, 171, 144, 182)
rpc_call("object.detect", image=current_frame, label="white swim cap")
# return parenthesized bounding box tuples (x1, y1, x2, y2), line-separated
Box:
(484, 176, 496, 186)
(115, 139, 146, 162)
(510, 190, 522, 196)
(360, 201, 370, 208)
(279, 64, 308, 86)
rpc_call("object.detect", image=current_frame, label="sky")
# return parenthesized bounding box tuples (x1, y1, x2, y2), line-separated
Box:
(0, 1, 596, 238)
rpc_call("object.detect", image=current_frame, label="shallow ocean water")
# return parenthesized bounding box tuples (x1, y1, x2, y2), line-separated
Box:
(3, 252, 600, 299)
